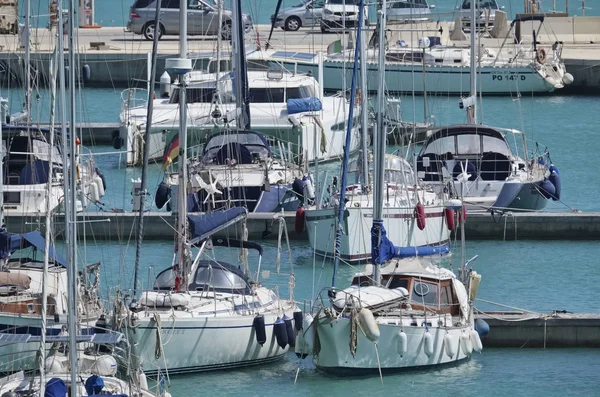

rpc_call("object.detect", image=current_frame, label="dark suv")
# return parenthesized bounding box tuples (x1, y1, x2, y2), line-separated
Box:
(126, 0, 253, 40)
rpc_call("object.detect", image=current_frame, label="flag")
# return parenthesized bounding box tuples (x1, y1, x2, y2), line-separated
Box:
(162, 135, 179, 170)
(327, 39, 342, 55)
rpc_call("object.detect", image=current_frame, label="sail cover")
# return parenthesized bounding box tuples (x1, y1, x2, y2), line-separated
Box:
(188, 207, 247, 242)
(371, 220, 450, 264)
(0, 230, 67, 267)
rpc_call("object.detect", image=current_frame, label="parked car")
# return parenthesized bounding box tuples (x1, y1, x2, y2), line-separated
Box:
(126, 0, 253, 40)
(270, 0, 325, 31)
(387, 0, 435, 24)
(320, 0, 367, 33)
(458, 0, 504, 31)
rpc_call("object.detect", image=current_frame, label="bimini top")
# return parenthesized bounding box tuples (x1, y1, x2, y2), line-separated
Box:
(201, 130, 271, 165)
(0, 230, 67, 267)
(188, 207, 247, 243)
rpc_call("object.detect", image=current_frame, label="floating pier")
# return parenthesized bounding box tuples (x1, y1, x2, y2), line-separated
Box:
(7, 211, 600, 241)
(477, 311, 600, 348)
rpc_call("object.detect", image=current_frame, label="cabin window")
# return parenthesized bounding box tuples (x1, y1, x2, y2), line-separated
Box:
(411, 281, 438, 306)
(153, 267, 178, 290)
(3, 192, 20, 204)
(249, 88, 285, 103)
(422, 136, 454, 155)
(170, 88, 218, 104)
(482, 135, 511, 157)
(440, 281, 459, 314)
(391, 0, 428, 9)
(286, 86, 313, 99)
(387, 277, 409, 290)
(456, 134, 481, 155)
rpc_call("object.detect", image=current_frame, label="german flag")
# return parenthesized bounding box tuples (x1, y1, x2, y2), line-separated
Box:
(162, 135, 179, 170)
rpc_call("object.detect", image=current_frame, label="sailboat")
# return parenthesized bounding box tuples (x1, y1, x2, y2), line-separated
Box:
(122, 0, 298, 375)
(414, 14, 561, 214)
(296, 0, 483, 374)
(303, 6, 450, 263)
(0, 3, 161, 395)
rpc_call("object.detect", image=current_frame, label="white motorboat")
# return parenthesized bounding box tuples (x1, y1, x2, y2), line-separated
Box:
(118, 67, 360, 167)
(305, 154, 451, 262)
(124, 208, 299, 374)
(416, 124, 560, 212)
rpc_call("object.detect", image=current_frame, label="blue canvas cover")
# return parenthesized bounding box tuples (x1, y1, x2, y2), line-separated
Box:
(45, 378, 67, 397)
(371, 220, 450, 264)
(0, 229, 67, 266)
(85, 375, 104, 395)
(188, 207, 247, 242)
(287, 97, 322, 115)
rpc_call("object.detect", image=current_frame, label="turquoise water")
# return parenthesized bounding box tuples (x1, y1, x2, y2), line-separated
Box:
(19, 0, 599, 28)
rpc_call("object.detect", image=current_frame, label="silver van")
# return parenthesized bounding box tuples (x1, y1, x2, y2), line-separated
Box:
(387, 0, 435, 24)
(126, 0, 253, 40)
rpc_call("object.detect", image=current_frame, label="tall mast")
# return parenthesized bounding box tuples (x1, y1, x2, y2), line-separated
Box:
(39, 39, 58, 397)
(372, 0, 387, 287)
(359, 16, 369, 193)
(331, 0, 365, 288)
(468, 0, 477, 123)
(24, 0, 31, 122)
(165, 0, 192, 289)
(133, 0, 161, 299)
(232, 0, 250, 130)
(67, 0, 78, 394)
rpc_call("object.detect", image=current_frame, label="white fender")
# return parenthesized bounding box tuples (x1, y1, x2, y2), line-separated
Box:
(460, 332, 473, 356)
(90, 182, 100, 202)
(423, 331, 434, 357)
(90, 354, 118, 376)
(397, 330, 408, 356)
(294, 329, 309, 359)
(470, 329, 483, 353)
(444, 333, 456, 358)
(79, 186, 88, 209)
(358, 308, 380, 343)
(94, 175, 105, 196)
(303, 314, 315, 351)
(138, 370, 149, 390)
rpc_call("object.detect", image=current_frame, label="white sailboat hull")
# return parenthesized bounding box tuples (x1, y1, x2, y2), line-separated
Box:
(129, 302, 297, 374)
(305, 204, 451, 262)
(311, 315, 474, 373)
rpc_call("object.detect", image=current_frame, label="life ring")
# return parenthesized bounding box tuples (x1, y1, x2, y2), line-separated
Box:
(536, 48, 546, 64)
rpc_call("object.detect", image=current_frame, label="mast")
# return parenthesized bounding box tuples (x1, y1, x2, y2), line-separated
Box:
(165, 0, 192, 289)
(359, 16, 369, 193)
(67, 0, 78, 394)
(331, 0, 365, 288)
(468, 0, 477, 123)
(39, 40, 59, 397)
(232, 0, 250, 130)
(372, 0, 387, 287)
(24, 0, 31, 122)
(133, 0, 161, 299)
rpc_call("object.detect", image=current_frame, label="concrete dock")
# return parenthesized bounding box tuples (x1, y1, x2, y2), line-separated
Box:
(7, 210, 600, 241)
(477, 311, 600, 348)
(1, 17, 599, 92)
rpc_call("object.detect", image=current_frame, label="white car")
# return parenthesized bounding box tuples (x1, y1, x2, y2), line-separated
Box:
(271, 0, 324, 31)
(320, 0, 367, 33)
(387, 0, 435, 23)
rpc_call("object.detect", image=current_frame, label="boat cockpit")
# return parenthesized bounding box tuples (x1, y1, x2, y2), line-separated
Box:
(416, 125, 523, 183)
